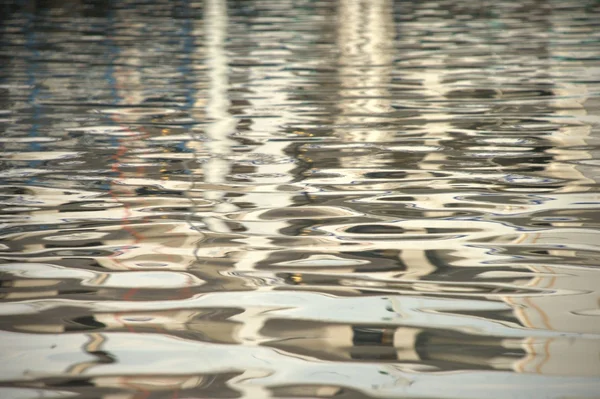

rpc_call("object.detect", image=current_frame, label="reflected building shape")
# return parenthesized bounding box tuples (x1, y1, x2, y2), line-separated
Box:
(335, 0, 395, 147)
(495, 2, 600, 377)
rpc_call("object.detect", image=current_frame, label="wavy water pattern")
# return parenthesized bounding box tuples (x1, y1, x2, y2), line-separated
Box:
(1, 0, 600, 398)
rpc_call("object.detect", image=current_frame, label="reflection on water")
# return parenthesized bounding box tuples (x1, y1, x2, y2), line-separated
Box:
(1, 0, 600, 397)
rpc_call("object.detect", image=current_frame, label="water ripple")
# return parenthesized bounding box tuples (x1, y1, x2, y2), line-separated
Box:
(1, 0, 600, 398)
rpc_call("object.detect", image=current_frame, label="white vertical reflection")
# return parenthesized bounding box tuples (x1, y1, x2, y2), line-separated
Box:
(203, 0, 237, 232)
(336, 0, 394, 145)
(202, 8, 277, 393)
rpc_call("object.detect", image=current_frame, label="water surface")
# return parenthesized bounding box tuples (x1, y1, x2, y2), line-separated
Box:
(1, 0, 600, 398)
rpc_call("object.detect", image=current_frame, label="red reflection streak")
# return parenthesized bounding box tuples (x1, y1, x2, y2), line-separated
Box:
(177, 279, 193, 300)
(122, 378, 150, 399)
(106, 125, 196, 341)
(107, 122, 148, 280)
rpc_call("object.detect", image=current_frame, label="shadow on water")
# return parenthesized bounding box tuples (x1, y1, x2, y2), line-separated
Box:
(1, 0, 600, 398)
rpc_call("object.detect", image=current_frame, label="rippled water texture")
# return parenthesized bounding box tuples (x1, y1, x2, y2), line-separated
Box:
(1, 0, 600, 398)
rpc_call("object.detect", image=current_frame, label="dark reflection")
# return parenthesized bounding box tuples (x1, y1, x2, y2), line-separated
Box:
(1, 0, 600, 398)
(10, 372, 243, 399)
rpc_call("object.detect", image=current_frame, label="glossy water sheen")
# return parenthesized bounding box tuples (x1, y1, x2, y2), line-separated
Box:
(1, 0, 600, 398)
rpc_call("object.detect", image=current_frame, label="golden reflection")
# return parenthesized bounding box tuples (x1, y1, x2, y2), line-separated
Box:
(336, 0, 395, 147)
